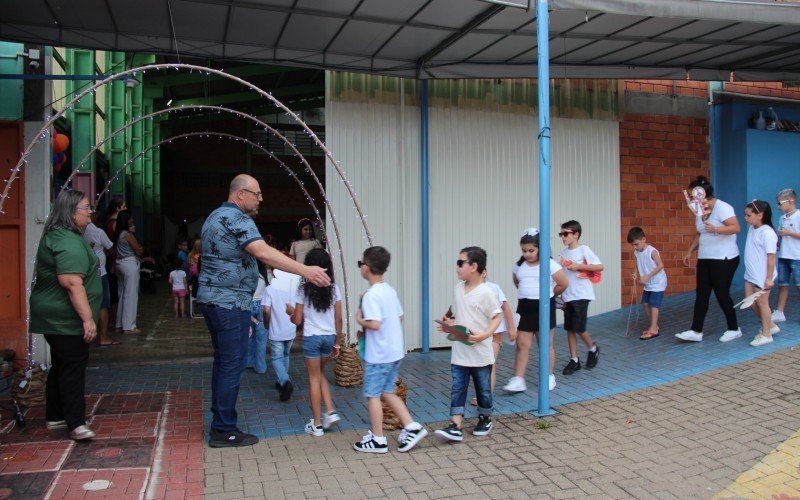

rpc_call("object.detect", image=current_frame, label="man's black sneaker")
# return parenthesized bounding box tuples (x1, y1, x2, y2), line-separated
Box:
(209, 428, 259, 448)
(434, 421, 463, 442)
(562, 359, 581, 375)
(473, 415, 493, 436)
(279, 381, 294, 402)
(275, 382, 282, 390)
(586, 345, 600, 369)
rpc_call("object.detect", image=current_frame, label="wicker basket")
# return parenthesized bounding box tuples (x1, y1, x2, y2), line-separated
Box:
(382, 377, 408, 430)
(11, 365, 47, 407)
(333, 343, 363, 387)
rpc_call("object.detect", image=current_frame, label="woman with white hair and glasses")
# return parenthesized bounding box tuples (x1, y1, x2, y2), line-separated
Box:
(29, 190, 102, 440)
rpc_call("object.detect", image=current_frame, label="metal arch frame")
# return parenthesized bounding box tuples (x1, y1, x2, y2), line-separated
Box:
(56, 103, 357, 337)
(0, 63, 372, 248)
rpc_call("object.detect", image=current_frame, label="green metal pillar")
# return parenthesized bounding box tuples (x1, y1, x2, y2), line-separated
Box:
(142, 99, 154, 243)
(152, 124, 162, 250)
(128, 54, 155, 241)
(65, 49, 96, 185)
(105, 52, 126, 197)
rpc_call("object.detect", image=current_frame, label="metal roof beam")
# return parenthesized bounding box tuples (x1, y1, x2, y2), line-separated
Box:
(416, 3, 505, 75)
(168, 82, 323, 107)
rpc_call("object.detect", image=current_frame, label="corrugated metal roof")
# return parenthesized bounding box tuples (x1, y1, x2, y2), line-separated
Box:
(1, 0, 800, 80)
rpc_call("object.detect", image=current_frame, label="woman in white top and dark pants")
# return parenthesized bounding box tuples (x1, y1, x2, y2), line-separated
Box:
(677, 176, 742, 343)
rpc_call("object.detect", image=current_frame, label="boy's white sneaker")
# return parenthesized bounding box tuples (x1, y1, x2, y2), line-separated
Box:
(549, 374, 556, 391)
(503, 376, 526, 393)
(353, 431, 388, 453)
(675, 330, 703, 342)
(750, 334, 773, 347)
(397, 425, 428, 453)
(771, 310, 786, 323)
(304, 419, 324, 437)
(322, 411, 341, 430)
(759, 325, 780, 336)
(719, 329, 742, 342)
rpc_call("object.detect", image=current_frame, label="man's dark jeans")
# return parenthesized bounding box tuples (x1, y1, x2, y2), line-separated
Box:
(201, 303, 251, 432)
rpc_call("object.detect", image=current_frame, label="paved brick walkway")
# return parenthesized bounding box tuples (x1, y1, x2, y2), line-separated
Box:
(204, 347, 800, 499)
(2, 284, 798, 498)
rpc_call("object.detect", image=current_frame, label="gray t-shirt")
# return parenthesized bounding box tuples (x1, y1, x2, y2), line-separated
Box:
(116, 230, 136, 259)
(197, 202, 263, 310)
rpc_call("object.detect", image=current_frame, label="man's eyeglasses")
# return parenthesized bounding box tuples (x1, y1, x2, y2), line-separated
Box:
(241, 188, 263, 199)
(558, 231, 574, 237)
(357, 260, 364, 268)
(76, 204, 94, 212)
(456, 259, 471, 268)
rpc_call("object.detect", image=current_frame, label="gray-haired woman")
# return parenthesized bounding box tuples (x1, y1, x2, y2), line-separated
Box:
(29, 190, 102, 440)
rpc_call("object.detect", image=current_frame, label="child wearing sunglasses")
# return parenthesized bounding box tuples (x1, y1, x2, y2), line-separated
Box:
(744, 200, 779, 347)
(773, 189, 800, 323)
(558, 220, 604, 375)
(435, 247, 501, 442)
(353, 246, 428, 454)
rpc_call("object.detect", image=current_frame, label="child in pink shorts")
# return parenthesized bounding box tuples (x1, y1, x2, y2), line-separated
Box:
(169, 261, 188, 318)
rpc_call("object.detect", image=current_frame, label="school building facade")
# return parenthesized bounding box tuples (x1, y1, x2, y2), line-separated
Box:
(2, 42, 800, 357)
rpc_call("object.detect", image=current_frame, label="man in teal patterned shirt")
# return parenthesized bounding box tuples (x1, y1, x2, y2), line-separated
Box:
(199, 174, 330, 448)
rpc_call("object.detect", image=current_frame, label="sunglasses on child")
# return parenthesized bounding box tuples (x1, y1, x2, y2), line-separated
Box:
(777, 199, 792, 206)
(558, 231, 574, 237)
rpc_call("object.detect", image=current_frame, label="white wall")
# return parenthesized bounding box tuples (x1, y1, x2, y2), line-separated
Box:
(326, 86, 620, 350)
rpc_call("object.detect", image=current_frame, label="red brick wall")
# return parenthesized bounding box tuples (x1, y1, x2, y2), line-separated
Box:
(619, 79, 800, 305)
(619, 114, 709, 305)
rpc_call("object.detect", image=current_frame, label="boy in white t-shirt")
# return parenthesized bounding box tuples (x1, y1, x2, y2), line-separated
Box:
(627, 227, 667, 340)
(558, 220, 604, 375)
(435, 247, 501, 442)
(773, 188, 800, 322)
(263, 269, 300, 401)
(353, 246, 428, 454)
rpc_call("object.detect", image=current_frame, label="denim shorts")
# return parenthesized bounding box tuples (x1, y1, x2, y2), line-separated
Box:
(642, 290, 664, 308)
(777, 258, 800, 286)
(302, 334, 335, 359)
(363, 360, 401, 398)
(100, 274, 110, 310)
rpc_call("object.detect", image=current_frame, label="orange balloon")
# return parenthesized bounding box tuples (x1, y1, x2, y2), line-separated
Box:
(53, 134, 69, 153)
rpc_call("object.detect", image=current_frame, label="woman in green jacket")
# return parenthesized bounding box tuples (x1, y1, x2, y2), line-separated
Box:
(29, 190, 102, 441)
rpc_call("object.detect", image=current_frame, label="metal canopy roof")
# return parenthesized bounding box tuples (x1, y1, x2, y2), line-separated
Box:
(2, 0, 800, 80)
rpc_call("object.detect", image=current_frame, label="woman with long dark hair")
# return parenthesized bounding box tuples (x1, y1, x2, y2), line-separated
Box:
(676, 176, 742, 343)
(114, 210, 143, 333)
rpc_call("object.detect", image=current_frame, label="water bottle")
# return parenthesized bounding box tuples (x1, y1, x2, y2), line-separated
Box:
(755, 111, 765, 130)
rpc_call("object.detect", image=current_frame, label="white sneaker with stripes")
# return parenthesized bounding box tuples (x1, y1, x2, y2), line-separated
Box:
(353, 431, 388, 453)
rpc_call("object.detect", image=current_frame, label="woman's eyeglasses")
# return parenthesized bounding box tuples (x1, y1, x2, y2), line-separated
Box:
(76, 204, 94, 212)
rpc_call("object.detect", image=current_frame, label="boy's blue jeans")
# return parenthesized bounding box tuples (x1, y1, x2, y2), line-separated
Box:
(450, 364, 492, 417)
(270, 339, 293, 385)
(246, 300, 268, 374)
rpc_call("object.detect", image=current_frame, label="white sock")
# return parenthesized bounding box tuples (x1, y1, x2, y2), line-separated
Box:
(589, 345, 597, 353)
(405, 422, 422, 431)
(571, 357, 579, 363)
(373, 435, 387, 444)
